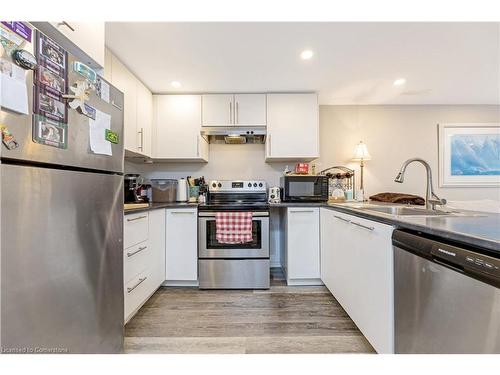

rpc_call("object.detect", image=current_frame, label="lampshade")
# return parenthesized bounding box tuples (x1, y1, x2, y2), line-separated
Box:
(352, 141, 372, 161)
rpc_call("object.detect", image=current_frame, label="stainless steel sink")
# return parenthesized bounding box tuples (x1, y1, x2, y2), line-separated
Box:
(359, 206, 452, 216)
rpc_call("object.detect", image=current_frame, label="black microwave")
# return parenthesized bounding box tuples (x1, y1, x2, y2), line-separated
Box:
(280, 175, 329, 202)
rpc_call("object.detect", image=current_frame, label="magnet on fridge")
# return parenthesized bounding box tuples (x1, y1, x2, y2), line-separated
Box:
(105, 129, 119, 144)
(13, 49, 37, 70)
(73, 61, 97, 84)
(1, 125, 20, 150)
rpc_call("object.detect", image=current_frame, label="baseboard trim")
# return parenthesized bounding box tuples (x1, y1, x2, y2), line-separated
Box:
(286, 278, 324, 286)
(162, 280, 199, 287)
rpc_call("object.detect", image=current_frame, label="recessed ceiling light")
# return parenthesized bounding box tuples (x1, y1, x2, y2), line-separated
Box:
(393, 78, 406, 86)
(171, 81, 181, 88)
(300, 50, 314, 60)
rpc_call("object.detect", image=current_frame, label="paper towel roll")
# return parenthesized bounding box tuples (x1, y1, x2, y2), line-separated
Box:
(176, 178, 188, 202)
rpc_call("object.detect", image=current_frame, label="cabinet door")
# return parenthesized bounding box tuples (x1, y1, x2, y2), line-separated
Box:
(42, 22, 105, 68)
(322, 210, 394, 354)
(148, 209, 166, 288)
(165, 208, 198, 281)
(287, 207, 320, 281)
(233, 94, 266, 126)
(153, 95, 207, 161)
(136, 81, 153, 157)
(322, 210, 357, 311)
(348, 214, 394, 354)
(201, 94, 233, 126)
(320, 208, 337, 292)
(111, 54, 138, 153)
(266, 93, 319, 161)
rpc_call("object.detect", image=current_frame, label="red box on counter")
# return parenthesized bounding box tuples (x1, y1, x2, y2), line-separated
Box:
(295, 163, 309, 174)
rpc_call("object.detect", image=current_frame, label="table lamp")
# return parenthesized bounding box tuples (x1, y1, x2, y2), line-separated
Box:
(352, 141, 371, 201)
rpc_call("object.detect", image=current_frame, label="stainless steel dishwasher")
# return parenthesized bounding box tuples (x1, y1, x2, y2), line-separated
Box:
(393, 229, 500, 354)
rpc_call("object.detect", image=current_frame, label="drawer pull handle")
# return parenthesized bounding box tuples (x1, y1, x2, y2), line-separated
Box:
(127, 246, 147, 257)
(333, 215, 351, 223)
(171, 211, 195, 214)
(290, 209, 315, 213)
(127, 277, 147, 293)
(127, 215, 147, 222)
(351, 221, 374, 231)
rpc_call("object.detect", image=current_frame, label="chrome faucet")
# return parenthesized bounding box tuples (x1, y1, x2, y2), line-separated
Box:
(394, 158, 447, 210)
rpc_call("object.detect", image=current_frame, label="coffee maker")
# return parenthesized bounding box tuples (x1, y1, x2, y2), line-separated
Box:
(124, 174, 144, 203)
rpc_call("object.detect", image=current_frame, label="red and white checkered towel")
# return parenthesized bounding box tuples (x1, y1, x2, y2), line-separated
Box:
(215, 212, 253, 244)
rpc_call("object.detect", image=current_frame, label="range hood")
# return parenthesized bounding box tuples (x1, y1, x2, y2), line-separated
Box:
(200, 127, 267, 144)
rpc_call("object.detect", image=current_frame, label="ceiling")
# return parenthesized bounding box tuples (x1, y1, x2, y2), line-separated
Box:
(105, 22, 500, 105)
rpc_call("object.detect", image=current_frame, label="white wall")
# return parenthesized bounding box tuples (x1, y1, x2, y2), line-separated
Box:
(126, 143, 288, 185)
(317, 105, 500, 201)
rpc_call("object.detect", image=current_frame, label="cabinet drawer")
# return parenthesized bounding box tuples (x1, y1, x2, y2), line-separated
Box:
(124, 212, 149, 248)
(124, 240, 149, 284)
(124, 269, 151, 322)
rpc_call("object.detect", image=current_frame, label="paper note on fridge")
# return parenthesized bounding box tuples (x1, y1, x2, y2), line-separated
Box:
(89, 109, 112, 156)
(0, 58, 29, 115)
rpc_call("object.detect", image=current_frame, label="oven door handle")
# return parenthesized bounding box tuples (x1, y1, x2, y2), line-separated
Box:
(198, 211, 269, 217)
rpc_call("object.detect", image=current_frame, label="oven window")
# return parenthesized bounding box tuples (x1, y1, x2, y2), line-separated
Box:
(289, 181, 315, 196)
(206, 220, 262, 249)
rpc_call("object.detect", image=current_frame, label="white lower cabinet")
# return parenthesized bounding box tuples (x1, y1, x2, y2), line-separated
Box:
(165, 208, 198, 285)
(320, 208, 394, 353)
(284, 207, 322, 285)
(124, 209, 166, 323)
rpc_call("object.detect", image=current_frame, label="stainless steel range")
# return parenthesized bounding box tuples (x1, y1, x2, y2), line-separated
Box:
(198, 180, 270, 289)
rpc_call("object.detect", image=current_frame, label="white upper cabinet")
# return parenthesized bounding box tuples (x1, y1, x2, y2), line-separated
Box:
(266, 93, 319, 161)
(233, 94, 267, 126)
(106, 49, 153, 158)
(202, 94, 267, 127)
(32, 22, 105, 68)
(136, 80, 153, 157)
(110, 54, 139, 154)
(202, 94, 234, 126)
(153, 95, 208, 161)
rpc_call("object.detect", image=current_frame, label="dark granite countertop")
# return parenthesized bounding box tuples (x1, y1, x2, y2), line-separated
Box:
(323, 203, 500, 253)
(124, 202, 198, 215)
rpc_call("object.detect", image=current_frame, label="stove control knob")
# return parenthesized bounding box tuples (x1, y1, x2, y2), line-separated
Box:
(248, 183, 252, 187)
(253, 183, 257, 187)
(218, 183, 222, 188)
(259, 183, 263, 187)
(212, 183, 217, 188)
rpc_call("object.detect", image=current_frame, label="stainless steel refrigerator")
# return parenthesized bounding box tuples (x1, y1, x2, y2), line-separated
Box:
(0, 25, 124, 353)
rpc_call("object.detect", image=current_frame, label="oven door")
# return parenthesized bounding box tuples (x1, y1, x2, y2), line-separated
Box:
(198, 212, 270, 258)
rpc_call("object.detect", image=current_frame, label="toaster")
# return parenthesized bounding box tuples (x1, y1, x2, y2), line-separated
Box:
(268, 187, 281, 203)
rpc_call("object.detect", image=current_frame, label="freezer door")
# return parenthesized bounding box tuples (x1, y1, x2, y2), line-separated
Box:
(0, 164, 124, 353)
(0, 27, 124, 173)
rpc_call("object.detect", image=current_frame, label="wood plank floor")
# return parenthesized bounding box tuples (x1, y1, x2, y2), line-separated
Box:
(124, 268, 375, 354)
